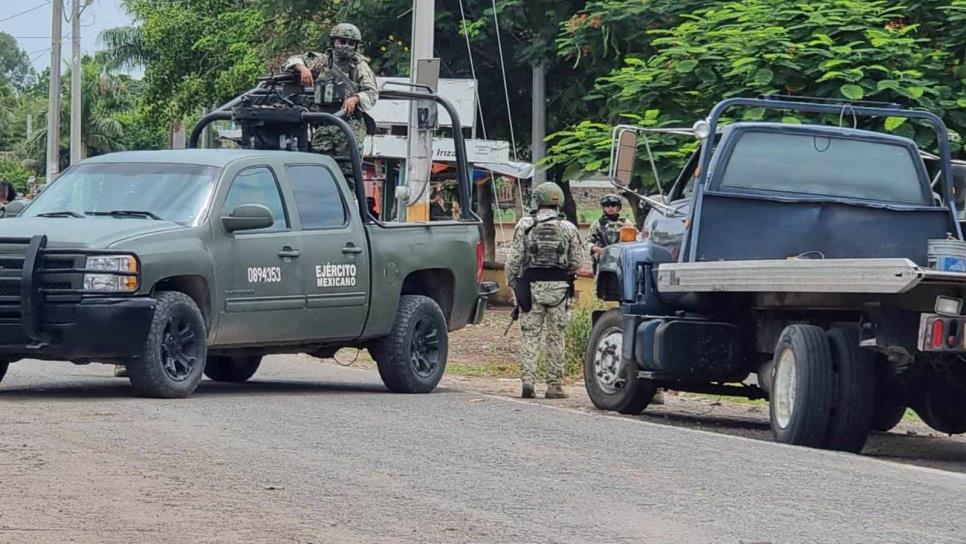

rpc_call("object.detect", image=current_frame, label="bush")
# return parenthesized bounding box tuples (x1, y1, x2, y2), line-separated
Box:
(0, 159, 30, 192)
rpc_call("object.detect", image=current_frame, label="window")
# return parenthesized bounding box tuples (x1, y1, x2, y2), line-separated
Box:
(717, 131, 929, 205)
(24, 163, 218, 225)
(223, 167, 288, 231)
(285, 164, 348, 229)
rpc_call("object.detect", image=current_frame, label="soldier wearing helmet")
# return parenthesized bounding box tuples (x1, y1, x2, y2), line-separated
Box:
(588, 193, 629, 273)
(284, 23, 378, 169)
(505, 182, 583, 399)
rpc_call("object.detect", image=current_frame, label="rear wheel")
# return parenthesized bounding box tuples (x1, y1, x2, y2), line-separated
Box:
(769, 325, 834, 448)
(824, 328, 875, 453)
(583, 309, 656, 415)
(369, 295, 448, 393)
(872, 402, 906, 433)
(204, 355, 262, 383)
(915, 380, 966, 435)
(128, 291, 207, 399)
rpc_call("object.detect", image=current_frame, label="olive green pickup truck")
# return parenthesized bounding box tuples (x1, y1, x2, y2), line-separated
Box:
(0, 149, 495, 397)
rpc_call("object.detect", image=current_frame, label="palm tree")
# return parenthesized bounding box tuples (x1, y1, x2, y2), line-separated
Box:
(22, 58, 125, 171)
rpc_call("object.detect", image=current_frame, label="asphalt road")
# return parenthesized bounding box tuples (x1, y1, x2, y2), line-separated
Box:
(1, 356, 964, 544)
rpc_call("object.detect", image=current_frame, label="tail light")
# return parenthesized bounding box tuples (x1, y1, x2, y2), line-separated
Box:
(932, 319, 945, 349)
(476, 240, 484, 284)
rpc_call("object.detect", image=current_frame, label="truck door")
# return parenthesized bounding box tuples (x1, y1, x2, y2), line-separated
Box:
(214, 165, 305, 345)
(284, 164, 370, 340)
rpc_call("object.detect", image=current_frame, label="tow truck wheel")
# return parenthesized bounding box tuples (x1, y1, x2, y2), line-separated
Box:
(204, 355, 262, 383)
(769, 325, 834, 448)
(872, 402, 906, 432)
(583, 309, 656, 414)
(129, 291, 207, 399)
(915, 380, 966, 435)
(369, 295, 448, 394)
(823, 328, 875, 453)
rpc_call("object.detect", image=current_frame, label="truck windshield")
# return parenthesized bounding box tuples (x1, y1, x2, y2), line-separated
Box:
(24, 162, 219, 225)
(718, 131, 930, 205)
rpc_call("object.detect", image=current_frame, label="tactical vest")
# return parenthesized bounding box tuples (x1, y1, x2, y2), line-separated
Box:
(524, 217, 570, 270)
(314, 53, 358, 111)
(598, 216, 626, 247)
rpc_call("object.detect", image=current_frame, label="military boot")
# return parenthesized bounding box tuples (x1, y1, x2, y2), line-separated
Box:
(521, 383, 535, 399)
(545, 384, 568, 399)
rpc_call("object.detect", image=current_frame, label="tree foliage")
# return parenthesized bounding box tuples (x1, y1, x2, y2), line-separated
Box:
(0, 31, 33, 90)
(547, 0, 966, 196)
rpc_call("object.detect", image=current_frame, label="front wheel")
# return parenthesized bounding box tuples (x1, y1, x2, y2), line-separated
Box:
(369, 295, 448, 394)
(204, 355, 262, 383)
(769, 324, 834, 448)
(583, 309, 655, 415)
(128, 291, 207, 399)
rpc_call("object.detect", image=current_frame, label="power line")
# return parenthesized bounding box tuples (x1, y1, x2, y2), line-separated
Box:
(0, 1, 51, 24)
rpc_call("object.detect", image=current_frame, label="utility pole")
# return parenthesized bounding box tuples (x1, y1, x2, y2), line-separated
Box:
(400, 0, 437, 222)
(46, 0, 64, 178)
(69, 0, 86, 164)
(531, 63, 546, 186)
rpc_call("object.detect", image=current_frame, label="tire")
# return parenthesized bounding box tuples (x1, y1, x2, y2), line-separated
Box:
(583, 309, 656, 415)
(823, 328, 875, 453)
(871, 402, 906, 433)
(915, 382, 966, 435)
(769, 324, 835, 448)
(369, 295, 448, 394)
(128, 291, 207, 399)
(204, 355, 262, 383)
(0, 361, 8, 384)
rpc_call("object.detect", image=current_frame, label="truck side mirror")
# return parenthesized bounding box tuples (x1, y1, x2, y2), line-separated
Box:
(614, 131, 637, 187)
(221, 204, 275, 232)
(953, 162, 966, 211)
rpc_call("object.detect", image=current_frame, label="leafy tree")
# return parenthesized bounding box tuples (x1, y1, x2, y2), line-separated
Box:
(0, 159, 31, 191)
(546, 0, 966, 222)
(0, 31, 33, 90)
(22, 57, 131, 171)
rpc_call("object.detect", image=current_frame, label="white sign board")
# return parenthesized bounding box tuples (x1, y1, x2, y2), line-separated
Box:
(368, 135, 508, 163)
(370, 78, 478, 129)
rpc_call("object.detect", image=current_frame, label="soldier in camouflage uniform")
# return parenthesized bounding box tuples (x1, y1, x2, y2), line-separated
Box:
(505, 182, 583, 399)
(588, 193, 629, 273)
(284, 23, 378, 169)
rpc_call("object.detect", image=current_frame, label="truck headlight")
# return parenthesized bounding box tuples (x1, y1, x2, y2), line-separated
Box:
(84, 255, 139, 292)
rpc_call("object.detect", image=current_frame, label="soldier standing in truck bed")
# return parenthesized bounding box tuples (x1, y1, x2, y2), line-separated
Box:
(284, 23, 378, 166)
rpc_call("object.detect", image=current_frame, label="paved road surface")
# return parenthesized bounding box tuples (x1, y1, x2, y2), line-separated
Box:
(1, 356, 964, 544)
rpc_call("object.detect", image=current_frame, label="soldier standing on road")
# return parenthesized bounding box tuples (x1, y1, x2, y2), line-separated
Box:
(505, 182, 582, 399)
(588, 194, 629, 273)
(284, 23, 378, 168)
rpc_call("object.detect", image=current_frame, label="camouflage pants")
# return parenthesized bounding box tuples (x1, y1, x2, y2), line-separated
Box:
(520, 282, 570, 386)
(312, 117, 367, 164)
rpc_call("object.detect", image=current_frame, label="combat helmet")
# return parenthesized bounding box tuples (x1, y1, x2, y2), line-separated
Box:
(532, 182, 564, 209)
(599, 193, 622, 208)
(330, 23, 362, 44)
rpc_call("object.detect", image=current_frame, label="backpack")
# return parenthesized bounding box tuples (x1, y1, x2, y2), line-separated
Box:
(524, 217, 569, 269)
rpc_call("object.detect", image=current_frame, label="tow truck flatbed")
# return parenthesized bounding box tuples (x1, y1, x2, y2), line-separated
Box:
(656, 258, 966, 294)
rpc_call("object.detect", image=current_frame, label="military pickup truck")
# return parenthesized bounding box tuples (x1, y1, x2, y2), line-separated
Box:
(587, 96, 966, 453)
(0, 114, 492, 398)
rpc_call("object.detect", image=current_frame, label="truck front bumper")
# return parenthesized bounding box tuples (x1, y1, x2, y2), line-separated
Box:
(0, 297, 156, 362)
